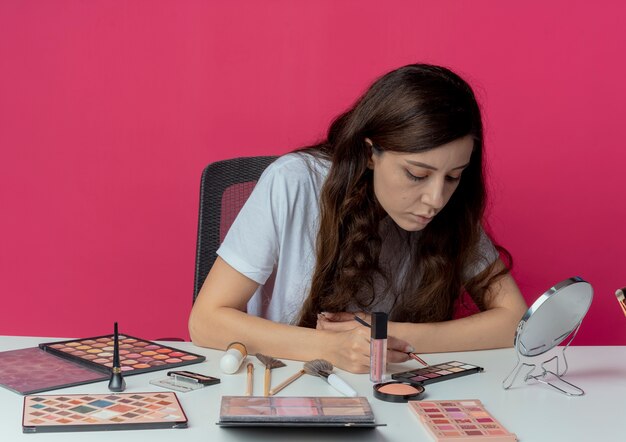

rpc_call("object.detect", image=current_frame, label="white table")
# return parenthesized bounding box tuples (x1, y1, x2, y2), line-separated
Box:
(1, 336, 624, 441)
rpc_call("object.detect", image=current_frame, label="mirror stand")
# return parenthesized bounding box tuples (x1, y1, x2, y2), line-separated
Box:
(502, 321, 585, 396)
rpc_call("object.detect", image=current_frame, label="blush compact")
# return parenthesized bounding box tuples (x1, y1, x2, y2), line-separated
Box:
(373, 380, 425, 403)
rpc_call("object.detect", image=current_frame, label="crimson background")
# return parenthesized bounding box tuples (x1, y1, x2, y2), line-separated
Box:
(1, 1, 624, 344)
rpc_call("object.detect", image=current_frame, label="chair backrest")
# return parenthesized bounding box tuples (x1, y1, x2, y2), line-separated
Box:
(193, 156, 278, 303)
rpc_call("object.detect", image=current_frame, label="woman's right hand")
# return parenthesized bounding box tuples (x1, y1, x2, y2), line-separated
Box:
(321, 323, 372, 373)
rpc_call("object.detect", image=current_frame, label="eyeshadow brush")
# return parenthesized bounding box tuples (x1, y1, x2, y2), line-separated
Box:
(108, 322, 126, 392)
(255, 353, 286, 397)
(245, 363, 254, 396)
(353, 314, 429, 367)
(303, 359, 357, 397)
(268, 369, 306, 396)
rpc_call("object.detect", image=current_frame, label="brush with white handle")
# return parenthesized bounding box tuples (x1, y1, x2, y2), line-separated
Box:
(303, 359, 358, 397)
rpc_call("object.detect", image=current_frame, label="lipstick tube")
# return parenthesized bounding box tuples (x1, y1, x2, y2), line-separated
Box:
(370, 312, 388, 383)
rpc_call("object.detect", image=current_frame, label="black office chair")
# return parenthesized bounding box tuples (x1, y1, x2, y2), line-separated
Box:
(193, 156, 278, 304)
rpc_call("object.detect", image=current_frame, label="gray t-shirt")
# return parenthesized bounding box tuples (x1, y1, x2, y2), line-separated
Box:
(217, 153, 499, 324)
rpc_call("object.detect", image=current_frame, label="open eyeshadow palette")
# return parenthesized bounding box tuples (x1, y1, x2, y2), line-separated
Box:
(392, 361, 483, 385)
(0, 335, 205, 395)
(409, 400, 517, 441)
(39, 334, 204, 374)
(218, 396, 383, 427)
(22, 392, 188, 433)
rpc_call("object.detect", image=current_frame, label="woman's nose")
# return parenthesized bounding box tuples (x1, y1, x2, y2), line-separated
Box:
(422, 178, 445, 209)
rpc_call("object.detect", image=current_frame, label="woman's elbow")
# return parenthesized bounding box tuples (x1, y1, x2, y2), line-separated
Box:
(187, 308, 204, 346)
(188, 303, 218, 348)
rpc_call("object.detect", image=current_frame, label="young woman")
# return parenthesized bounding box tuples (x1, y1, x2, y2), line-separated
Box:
(189, 63, 528, 373)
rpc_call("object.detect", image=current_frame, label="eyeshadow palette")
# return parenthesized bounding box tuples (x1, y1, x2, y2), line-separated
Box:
(0, 348, 109, 395)
(0, 335, 206, 395)
(409, 400, 517, 441)
(40, 334, 205, 375)
(392, 361, 483, 385)
(218, 396, 383, 427)
(22, 392, 188, 433)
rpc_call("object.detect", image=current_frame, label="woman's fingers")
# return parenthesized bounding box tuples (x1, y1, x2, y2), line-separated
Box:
(387, 335, 413, 363)
(317, 311, 375, 332)
(387, 335, 414, 353)
(388, 349, 411, 363)
(316, 312, 364, 331)
(320, 314, 417, 371)
(321, 311, 372, 324)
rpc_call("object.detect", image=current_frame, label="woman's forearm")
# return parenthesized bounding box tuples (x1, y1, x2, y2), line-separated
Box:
(189, 306, 332, 362)
(390, 306, 522, 353)
(188, 257, 344, 365)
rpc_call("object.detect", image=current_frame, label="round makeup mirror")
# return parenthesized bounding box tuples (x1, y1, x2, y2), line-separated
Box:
(517, 277, 593, 357)
(503, 276, 593, 396)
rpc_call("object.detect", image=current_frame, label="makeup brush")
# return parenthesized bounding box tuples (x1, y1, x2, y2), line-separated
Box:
(303, 359, 357, 397)
(255, 353, 286, 397)
(268, 369, 306, 396)
(108, 322, 126, 392)
(353, 314, 429, 367)
(615, 288, 626, 317)
(245, 363, 254, 396)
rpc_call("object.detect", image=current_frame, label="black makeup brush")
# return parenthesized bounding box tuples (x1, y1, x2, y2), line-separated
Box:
(108, 322, 126, 392)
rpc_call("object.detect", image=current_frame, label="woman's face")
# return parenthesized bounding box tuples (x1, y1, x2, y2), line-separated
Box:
(368, 135, 474, 232)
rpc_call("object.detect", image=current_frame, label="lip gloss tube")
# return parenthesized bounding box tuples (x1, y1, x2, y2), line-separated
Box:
(370, 312, 388, 383)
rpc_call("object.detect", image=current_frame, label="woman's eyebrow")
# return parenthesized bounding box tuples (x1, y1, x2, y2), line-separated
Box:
(405, 160, 470, 171)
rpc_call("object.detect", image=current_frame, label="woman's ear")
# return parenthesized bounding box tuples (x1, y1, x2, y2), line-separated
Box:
(365, 138, 376, 169)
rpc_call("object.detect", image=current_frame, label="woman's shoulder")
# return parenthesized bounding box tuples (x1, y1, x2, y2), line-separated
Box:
(263, 151, 330, 183)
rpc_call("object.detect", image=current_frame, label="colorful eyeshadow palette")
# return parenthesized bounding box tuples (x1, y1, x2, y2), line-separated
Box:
(40, 334, 205, 375)
(218, 396, 383, 427)
(409, 400, 517, 441)
(392, 361, 483, 385)
(0, 347, 110, 395)
(22, 392, 188, 433)
(0, 335, 206, 395)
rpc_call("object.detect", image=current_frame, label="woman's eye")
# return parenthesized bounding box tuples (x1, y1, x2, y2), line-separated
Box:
(405, 170, 427, 182)
(446, 175, 462, 182)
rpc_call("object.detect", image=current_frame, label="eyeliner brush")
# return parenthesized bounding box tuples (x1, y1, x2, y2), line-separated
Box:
(108, 322, 126, 392)
(353, 314, 429, 367)
(616, 288, 626, 317)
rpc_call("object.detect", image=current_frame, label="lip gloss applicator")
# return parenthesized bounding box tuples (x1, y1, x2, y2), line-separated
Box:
(108, 322, 126, 392)
(369, 312, 387, 383)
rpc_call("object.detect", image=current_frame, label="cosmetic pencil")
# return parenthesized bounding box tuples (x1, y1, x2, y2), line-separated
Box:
(353, 314, 429, 367)
(108, 322, 126, 392)
(616, 288, 626, 317)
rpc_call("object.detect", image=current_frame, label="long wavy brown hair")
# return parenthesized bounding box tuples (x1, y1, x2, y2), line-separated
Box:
(297, 64, 511, 328)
